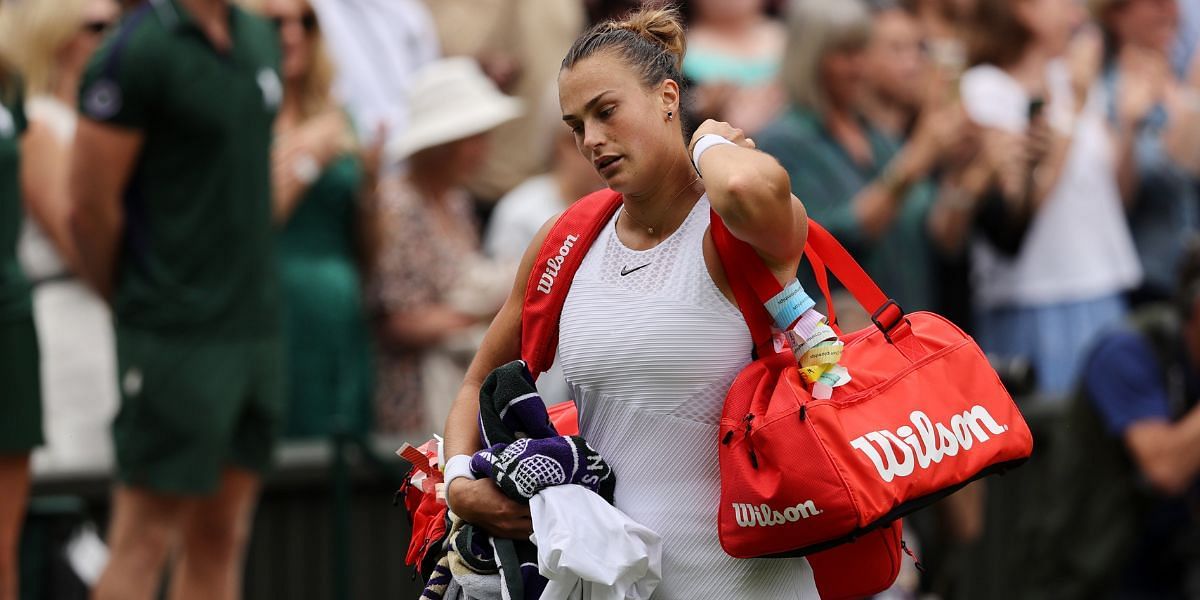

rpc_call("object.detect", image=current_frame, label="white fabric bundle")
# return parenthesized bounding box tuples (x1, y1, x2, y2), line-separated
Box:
(530, 485, 661, 600)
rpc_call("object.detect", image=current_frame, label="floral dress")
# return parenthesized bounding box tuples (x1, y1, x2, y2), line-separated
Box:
(369, 173, 480, 433)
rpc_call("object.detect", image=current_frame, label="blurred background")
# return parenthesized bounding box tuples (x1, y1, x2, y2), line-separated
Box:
(1, 0, 1199, 597)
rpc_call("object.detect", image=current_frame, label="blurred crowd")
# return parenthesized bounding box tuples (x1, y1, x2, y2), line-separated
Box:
(1, 0, 1200, 597)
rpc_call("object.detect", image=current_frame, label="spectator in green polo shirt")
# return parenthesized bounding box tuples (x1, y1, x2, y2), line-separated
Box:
(69, 0, 282, 598)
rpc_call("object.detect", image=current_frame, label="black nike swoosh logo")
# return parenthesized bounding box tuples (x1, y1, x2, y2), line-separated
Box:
(620, 263, 652, 276)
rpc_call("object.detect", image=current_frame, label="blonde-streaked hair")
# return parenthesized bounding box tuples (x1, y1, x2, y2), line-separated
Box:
(0, 0, 92, 96)
(562, 5, 688, 88)
(238, 0, 337, 121)
(780, 0, 873, 116)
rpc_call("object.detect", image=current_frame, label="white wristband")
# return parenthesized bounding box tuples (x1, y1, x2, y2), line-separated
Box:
(442, 454, 477, 512)
(691, 133, 736, 176)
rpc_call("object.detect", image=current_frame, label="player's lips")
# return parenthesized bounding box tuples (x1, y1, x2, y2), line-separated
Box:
(594, 154, 622, 176)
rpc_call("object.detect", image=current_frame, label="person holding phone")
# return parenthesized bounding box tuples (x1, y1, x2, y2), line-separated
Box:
(959, 0, 1142, 398)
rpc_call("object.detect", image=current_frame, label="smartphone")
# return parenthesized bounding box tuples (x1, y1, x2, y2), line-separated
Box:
(1027, 97, 1046, 122)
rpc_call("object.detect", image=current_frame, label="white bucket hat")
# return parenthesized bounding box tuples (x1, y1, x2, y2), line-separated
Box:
(388, 57, 524, 160)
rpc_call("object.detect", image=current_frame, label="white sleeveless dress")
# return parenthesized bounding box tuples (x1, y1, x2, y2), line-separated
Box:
(558, 196, 815, 599)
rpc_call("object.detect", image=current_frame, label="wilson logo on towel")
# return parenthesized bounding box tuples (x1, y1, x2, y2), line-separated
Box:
(850, 406, 1009, 483)
(536, 234, 578, 294)
(732, 500, 821, 527)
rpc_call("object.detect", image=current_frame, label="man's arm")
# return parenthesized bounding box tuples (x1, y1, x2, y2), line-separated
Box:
(1124, 409, 1200, 496)
(69, 119, 143, 301)
(1086, 332, 1200, 497)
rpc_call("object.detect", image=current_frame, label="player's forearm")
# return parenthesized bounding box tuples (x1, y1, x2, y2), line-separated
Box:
(700, 144, 807, 265)
(444, 286, 527, 456)
(444, 373, 486, 458)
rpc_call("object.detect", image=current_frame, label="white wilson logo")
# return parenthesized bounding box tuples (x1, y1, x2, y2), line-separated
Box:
(850, 406, 1009, 483)
(536, 234, 578, 294)
(732, 500, 821, 527)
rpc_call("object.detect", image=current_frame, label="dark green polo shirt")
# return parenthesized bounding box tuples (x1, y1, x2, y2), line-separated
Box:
(0, 78, 29, 322)
(79, 0, 282, 338)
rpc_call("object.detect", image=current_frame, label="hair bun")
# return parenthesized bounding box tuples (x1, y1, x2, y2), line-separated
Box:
(611, 7, 686, 70)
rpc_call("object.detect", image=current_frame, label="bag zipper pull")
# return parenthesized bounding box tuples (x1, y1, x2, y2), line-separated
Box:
(744, 414, 758, 469)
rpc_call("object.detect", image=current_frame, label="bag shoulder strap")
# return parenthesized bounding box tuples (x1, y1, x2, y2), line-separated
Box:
(520, 188, 623, 376)
(708, 210, 779, 356)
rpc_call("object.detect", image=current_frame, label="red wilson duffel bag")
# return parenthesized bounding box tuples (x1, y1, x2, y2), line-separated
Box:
(711, 216, 1034, 559)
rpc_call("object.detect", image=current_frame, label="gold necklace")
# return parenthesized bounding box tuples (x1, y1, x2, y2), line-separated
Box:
(622, 175, 701, 236)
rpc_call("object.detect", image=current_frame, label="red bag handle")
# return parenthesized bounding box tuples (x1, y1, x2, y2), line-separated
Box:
(709, 214, 909, 346)
(802, 221, 910, 343)
(804, 245, 840, 336)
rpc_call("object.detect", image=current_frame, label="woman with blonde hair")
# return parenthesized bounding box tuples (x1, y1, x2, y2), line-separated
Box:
(0, 3, 75, 595)
(0, 0, 120, 471)
(244, 0, 378, 438)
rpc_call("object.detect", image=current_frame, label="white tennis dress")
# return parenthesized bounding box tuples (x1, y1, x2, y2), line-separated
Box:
(558, 196, 815, 599)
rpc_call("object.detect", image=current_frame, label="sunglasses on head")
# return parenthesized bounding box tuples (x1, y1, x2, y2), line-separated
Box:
(81, 19, 113, 34)
(270, 12, 318, 33)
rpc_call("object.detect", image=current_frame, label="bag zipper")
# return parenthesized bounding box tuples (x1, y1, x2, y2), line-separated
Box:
(743, 414, 758, 469)
(805, 337, 970, 412)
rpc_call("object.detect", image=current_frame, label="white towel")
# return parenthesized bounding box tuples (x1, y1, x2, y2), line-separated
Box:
(530, 485, 661, 600)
